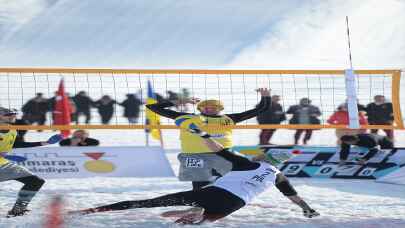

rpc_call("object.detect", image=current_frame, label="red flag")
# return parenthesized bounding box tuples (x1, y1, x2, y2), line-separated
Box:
(53, 79, 72, 137)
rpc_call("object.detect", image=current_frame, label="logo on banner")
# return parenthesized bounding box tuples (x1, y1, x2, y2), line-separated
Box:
(13, 152, 116, 174)
(83, 152, 115, 173)
(15, 153, 79, 174)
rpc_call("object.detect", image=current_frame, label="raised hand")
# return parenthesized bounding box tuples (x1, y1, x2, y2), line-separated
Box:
(256, 88, 271, 97)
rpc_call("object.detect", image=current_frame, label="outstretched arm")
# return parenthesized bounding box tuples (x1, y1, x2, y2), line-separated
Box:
(13, 134, 64, 148)
(146, 101, 190, 119)
(226, 88, 271, 123)
(275, 173, 320, 218)
(340, 142, 351, 161)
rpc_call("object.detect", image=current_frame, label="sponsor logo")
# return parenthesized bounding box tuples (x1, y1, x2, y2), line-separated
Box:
(17, 158, 79, 174)
(83, 152, 115, 173)
(14, 152, 116, 174)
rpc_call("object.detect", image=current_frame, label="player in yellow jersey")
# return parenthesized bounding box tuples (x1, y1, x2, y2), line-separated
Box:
(0, 107, 63, 217)
(146, 88, 271, 190)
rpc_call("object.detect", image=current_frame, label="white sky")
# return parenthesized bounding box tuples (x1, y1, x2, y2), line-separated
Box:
(0, 0, 403, 69)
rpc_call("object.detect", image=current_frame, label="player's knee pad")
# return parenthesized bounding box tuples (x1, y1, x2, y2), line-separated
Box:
(275, 174, 297, 196)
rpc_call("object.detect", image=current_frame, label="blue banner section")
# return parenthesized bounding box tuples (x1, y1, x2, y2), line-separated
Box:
(233, 145, 405, 180)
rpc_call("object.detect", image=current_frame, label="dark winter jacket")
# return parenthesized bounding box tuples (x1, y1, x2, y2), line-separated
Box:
(257, 102, 286, 124)
(94, 99, 116, 116)
(22, 99, 49, 116)
(120, 96, 142, 118)
(73, 95, 94, 112)
(286, 104, 321, 124)
(366, 102, 393, 124)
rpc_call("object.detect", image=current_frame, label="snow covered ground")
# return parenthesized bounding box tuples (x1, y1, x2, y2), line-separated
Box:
(1, 159, 405, 227)
(0, 130, 404, 228)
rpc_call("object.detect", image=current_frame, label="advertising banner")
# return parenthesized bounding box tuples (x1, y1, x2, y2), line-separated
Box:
(8, 146, 174, 178)
(376, 165, 405, 185)
(233, 145, 405, 180)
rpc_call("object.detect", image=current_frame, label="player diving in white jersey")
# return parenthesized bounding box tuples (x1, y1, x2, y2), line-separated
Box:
(69, 129, 319, 224)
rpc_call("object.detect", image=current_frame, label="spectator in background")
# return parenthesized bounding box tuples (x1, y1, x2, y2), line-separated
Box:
(166, 89, 192, 111)
(178, 88, 191, 111)
(181, 88, 190, 100)
(366, 95, 394, 140)
(339, 133, 393, 166)
(356, 100, 367, 114)
(155, 92, 167, 103)
(59, 129, 99, 146)
(358, 103, 367, 114)
(94, 95, 117, 124)
(21, 93, 49, 127)
(73, 91, 94, 124)
(49, 91, 77, 124)
(256, 95, 286, 145)
(66, 92, 77, 123)
(167, 91, 179, 103)
(167, 91, 180, 110)
(286, 98, 321, 145)
(119, 94, 142, 124)
(327, 103, 368, 144)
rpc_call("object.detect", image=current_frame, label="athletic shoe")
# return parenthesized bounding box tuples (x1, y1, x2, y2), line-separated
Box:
(6, 208, 30, 218)
(175, 211, 205, 224)
(303, 209, 320, 218)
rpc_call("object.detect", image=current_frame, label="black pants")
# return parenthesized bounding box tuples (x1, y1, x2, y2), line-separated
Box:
(87, 186, 245, 220)
(259, 129, 277, 145)
(75, 111, 91, 124)
(100, 113, 113, 124)
(14, 175, 45, 192)
(294, 129, 313, 144)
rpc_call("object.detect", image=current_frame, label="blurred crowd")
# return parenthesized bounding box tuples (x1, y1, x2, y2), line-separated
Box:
(257, 94, 393, 145)
(13, 90, 394, 146)
(19, 89, 191, 126)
